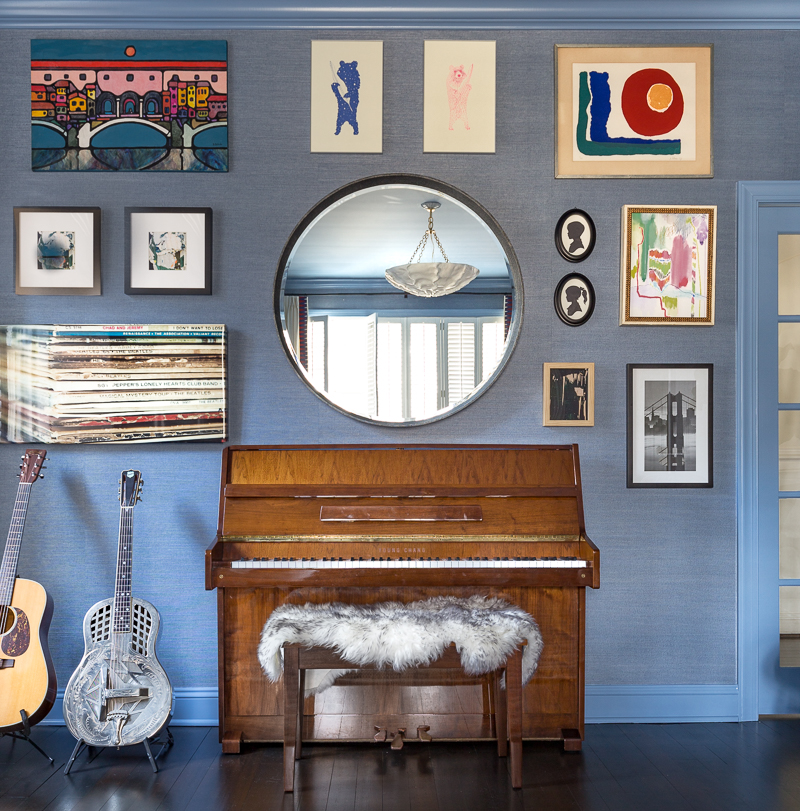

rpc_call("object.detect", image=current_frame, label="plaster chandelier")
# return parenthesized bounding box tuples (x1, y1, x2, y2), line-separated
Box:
(385, 201, 480, 297)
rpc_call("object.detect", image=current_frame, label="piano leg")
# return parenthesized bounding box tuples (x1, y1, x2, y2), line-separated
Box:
(296, 669, 305, 760)
(283, 645, 300, 792)
(221, 730, 243, 754)
(494, 670, 508, 758)
(507, 648, 523, 790)
(561, 728, 583, 752)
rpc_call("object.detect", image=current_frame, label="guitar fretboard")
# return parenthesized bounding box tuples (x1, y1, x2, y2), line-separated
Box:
(0, 482, 32, 607)
(112, 505, 134, 633)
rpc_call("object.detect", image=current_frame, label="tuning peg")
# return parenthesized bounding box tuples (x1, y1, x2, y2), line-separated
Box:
(20, 456, 25, 460)
(38, 474, 44, 479)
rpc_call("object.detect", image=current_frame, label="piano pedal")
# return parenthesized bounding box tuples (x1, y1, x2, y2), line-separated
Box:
(417, 725, 432, 742)
(373, 726, 388, 743)
(390, 729, 406, 750)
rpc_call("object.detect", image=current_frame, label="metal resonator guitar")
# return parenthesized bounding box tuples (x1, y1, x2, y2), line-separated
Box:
(63, 470, 172, 748)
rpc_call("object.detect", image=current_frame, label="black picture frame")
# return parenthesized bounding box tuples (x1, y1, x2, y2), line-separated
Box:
(125, 207, 212, 295)
(554, 273, 595, 326)
(626, 363, 713, 488)
(555, 209, 595, 262)
(14, 206, 101, 296)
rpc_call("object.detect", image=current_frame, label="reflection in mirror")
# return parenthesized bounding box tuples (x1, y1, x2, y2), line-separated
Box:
(275, 176, 522, 425)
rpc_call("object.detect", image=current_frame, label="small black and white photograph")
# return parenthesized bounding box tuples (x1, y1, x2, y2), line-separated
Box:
(627, 363, 713, 488)
(543, 362, 594, 426)
(555, 208, 596, 262)
(554, 272, 595, 326)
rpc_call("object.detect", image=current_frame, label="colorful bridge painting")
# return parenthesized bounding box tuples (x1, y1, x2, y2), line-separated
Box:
(31, 40, 228, 171)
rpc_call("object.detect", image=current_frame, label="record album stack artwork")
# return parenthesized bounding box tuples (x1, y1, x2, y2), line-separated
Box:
(0, 324, 227, 443)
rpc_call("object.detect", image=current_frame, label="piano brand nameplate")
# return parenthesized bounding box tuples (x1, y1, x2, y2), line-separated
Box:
(319, 505, 483, 522)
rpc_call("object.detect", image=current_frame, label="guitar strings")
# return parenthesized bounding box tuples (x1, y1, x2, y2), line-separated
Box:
(0, 482, 32, 640)
(110, 503, 134, 694)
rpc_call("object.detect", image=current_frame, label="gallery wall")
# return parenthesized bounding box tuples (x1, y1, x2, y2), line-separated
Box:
(2, 25, 796, 720)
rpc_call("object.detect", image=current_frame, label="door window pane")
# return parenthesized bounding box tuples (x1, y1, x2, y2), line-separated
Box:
(779, 411, 800, 490)
(779, 323, 800, 402)
(779, 234, 800, 315)
(780, 499, 800, 578)
(780, 586, 800, 666)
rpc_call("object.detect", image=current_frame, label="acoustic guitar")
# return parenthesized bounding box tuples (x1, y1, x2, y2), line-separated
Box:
(63, 470, 172, 748)
(0, 448, 56, 732)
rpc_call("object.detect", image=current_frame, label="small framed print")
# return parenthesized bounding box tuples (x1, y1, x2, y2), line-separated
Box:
(125, 207, 212, 295)
(627, 363, 713, 488)
(620, 205, 716, 325)
(310, 40, 384, 153)
(424, 40, 496, 153)
(543, 362, 594, 427)
(555, 209, 595, 262)
(554, 273, 595, 327)
(15, 207, 101, 295)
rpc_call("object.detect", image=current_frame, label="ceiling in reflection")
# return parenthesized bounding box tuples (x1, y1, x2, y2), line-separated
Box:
(284, 186, 511, 293)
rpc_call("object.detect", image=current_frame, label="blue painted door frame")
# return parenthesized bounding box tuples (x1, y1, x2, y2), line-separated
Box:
(738, 182, 800, 719)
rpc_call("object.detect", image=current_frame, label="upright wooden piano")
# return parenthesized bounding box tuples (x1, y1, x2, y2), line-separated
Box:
(206, 444, 599, 752)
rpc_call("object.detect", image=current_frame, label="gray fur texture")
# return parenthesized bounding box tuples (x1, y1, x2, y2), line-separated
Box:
(258, 595, 543, 695)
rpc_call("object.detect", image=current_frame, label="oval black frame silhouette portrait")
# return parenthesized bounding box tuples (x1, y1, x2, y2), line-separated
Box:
(554, 272, 596, 327)
(555, 209, 596, 263)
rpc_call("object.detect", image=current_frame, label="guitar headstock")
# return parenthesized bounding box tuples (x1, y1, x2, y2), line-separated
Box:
(19, 449, 46, 483)
(119, 469, 143, 507)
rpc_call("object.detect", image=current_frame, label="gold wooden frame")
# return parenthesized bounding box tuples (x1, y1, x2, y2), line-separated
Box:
(543, 362, 595, 427)
(555, 45, 713, 178)
(620, 205, 716, 326)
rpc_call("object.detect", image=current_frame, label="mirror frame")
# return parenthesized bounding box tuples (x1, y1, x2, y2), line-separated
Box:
(274, 173, 524, 426)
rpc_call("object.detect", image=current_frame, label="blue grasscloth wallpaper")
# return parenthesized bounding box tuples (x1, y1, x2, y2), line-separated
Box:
(2, 26, 789, 696)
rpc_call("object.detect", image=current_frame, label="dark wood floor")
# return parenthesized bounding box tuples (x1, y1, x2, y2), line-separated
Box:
(3, 721, 800, 810)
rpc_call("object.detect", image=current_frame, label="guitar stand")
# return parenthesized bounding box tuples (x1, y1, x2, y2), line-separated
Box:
(0, 709, 54, 765)
(64, 725, 174, 775)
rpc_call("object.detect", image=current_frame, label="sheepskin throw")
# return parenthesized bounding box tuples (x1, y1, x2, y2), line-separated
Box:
(257, 595, 543, 696)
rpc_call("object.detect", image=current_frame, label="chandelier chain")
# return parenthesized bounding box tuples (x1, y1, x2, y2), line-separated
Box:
(408, 207, 449, 263)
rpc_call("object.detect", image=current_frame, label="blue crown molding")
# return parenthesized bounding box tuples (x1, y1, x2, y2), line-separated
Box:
(3, 0, 800, 30)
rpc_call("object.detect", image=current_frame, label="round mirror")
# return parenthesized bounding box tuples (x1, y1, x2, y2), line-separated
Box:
(275, 174, 523, 425)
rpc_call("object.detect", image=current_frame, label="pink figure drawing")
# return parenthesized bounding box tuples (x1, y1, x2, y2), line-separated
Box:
(447, 64, 473, 130)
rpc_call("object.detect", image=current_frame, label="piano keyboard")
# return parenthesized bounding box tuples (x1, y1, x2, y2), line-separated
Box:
(232, 556, 588, 570)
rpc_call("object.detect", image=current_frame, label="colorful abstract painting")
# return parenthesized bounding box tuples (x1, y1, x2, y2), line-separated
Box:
(620, 206, 716, 326)
(31, 40, 228, 171)
(424, 40, 495, 154)
(310, 41, 383, 153)
(556, 46, 712, 177)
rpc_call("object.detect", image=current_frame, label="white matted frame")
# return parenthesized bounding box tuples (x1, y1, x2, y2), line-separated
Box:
(543, 362, 594, 427)
(627, 363, 713, 488)
(310, 40, 383, 154)
(424, 40, 495, 154)
(15, 207, 101, 296)
(555, 44, 713, 178)
(125, 207, 212, 295)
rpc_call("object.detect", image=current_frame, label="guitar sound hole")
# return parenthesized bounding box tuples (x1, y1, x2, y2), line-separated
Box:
(0, 607, 16, 635)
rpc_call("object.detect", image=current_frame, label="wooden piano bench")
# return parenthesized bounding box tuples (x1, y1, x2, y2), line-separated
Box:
(281, 642, 526, 793)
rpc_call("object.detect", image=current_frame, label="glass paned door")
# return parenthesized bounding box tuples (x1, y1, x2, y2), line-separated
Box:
(757, 208, 800, 713)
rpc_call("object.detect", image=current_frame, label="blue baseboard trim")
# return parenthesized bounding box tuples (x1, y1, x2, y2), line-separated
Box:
(39, 684, 741, 726)
(38, 687, 219, 727)
(586, 684, 741, 723)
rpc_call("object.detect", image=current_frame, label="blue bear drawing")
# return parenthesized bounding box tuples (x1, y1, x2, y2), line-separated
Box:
(331, 60, 360, 135)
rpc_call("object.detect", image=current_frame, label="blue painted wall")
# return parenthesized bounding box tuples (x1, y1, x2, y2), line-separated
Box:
(1, 24, 795, 718)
